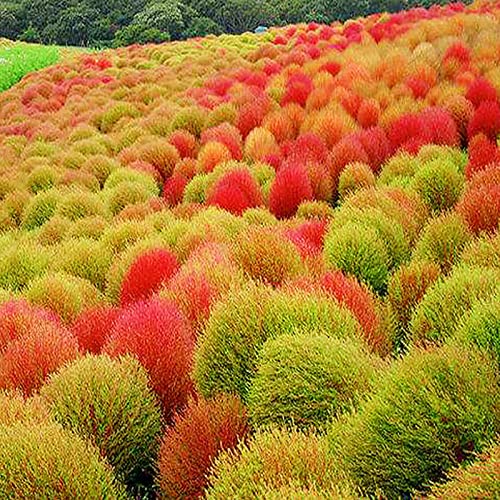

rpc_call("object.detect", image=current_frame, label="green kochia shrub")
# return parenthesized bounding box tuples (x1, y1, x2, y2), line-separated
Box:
(0, 423, 127, 499)
(248, 334, 382, 430)
(427, 441, 500, 499)
(412, 157, 464, 214)
(40, 355, 162, 491)
(21, 188, 61, 230)
(413, 212, 472, 274)
(53, 238, 113, 291)
(324, 222, 390, 294)
(26, 272, 104, 323)
(333, 345, 500, 498)
(410, 266, 500, 345)
(455, 292, 500, 367)
(206, 428, 354, 499)
(193, 283, 361, 402)
(0, 240, 51, 291)
(460, 232, 500, 269)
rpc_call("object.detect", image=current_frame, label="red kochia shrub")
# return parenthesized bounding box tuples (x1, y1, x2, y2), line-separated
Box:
(283, 133, 329, 164)
(103, 298, 194, 419)
(206, 168, 263, 215)
(357, 127, 391, 172)
(71, 305, 120, 354)
(0, 299, 60, 353)
(357, 98, 381, 128)
(157, 394, 249, 499)
(387, 113, 431, 154)
(201, 123, 243, 161)
(269, 163, 313, 218)
(0, 322, 79, 396)
(467, 101, 500, 141)
(168, 130, 197, 158)
(120, 248, 180, 306)
(163, 174, 188, 206)
(281, 73, 314, 107)
(465, 77, 498, 108)
(457, 164, 500, 235)
(465, 134, 500, 179)
(319, 271, 384, 353)
(285, 219, 327, 259)
(421, 107, 459, 147)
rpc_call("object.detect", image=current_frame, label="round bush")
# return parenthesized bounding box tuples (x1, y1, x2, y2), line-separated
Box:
(71, 304, 120, 354)
(413, 212, 472, 274)
(334, 345, 500, 498)
(324, 222, 390, 294)
(248, 333, 382, 430)
(457, 164, 500, 235)
(193, 284, 360, 402)
(338, 162, 376, 200)
(21, 188, 61, 230)
(412, 158, 464, 214)
(26, 272, 104, 323)
(460, 232, 500, 269)
(0, 423, 127, 499)
(410, 266, 500, 345)
(0, 299, 60, 353)
(388, 260, 441, 352)
(329, 206, 410, 270)
(427, 441, 500, 499)
(103, 298, 194, 419)
(120, 247, 179, 305)
(157, 394, 249, 499)
(206, 428, 347, 498)
(41, 355, 162, 490)
(0, 241, 51, 291)
(0, 390, 50, 426)
(55, 190, 109, 222)
(0, 321, 79, 396)
(455, 292, 500, 367)
(233, 227, 304, 287)
(53, 238, 113, 291)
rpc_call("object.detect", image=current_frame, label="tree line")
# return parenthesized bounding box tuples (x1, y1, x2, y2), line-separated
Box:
(0, 0, 463, 47)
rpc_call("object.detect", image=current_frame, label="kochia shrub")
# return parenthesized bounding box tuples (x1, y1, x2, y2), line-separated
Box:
(413, 212, 472, 274)
(0, 321, 79, 396)
(41, 355, 162, 490)
(410, 266, 500, 346)
(193, 284, 360, 402)
(248, 333, 382, 430)
(26, 272, 103, 324)
(0, 423, 127, 499)
(324, 222, 390, 294)
(233, 226, 305, 287)
(157, 394, 249, 499)
(120, 247, 179, 305)
(337, 162, 376, 200)
(454, 292, 500, 368)
(206, 428, 349, 499)
(427, 441, 500, 499)
(103, 298, 194, 419)
(333, 345, 500, 498)
(412, 157, 464, 214)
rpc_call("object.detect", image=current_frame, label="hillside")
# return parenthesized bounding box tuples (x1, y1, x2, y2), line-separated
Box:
(0, 1, 499, 498)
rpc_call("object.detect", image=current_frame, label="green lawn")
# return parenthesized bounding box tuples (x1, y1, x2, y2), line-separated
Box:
(0, 41, 82, 92)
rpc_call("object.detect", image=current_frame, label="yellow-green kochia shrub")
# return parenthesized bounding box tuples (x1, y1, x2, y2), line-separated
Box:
(193, 283, 361, 402)
(454, 291, 500, 367)
(324, 222, 390, 294)
(40, 355, 162, 492)
(247, 333, 383, 430)
(427, 441, 500, 499)
(331, 345, 500, 498)
(26, 272, 104, 323)
(409, 266, 500, 345)
(0, 423, 127, 499)
(206, 428, 354, 499)
(412, 212, 472, 274)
